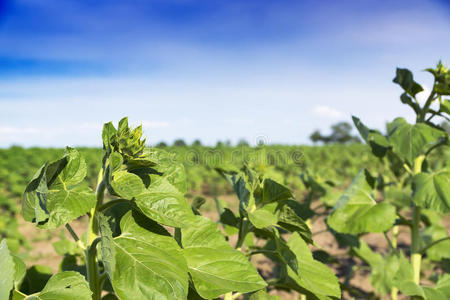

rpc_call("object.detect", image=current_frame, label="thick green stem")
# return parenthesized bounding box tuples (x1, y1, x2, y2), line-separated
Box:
(417, 89, 435, 123)
(390, 225, 399, 300)
(410, 156, 424, 287)
(65, 223, 86, 250)
(391, 287, 398, 300)
(392, 225, 399, 249)
(86, 241, 101, 300)
(86, 174, 106, 300)
(98, 198, 129, 212)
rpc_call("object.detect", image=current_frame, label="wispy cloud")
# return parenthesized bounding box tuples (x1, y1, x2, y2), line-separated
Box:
(0, 0, 448, 147)
(313, 105, 344, 119)
(141, 120, 171, 129)
(0, 126, 40, 134)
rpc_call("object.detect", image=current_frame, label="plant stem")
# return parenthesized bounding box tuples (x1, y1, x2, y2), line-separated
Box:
(391, 287, 398, 300)
(390, 225, 399, 300)
(420, 236, 450, 254)
(391, 225, 399, 249)
(86, 174, 106, 300)
(384, 232, 394, 250)
(235, 218, 248, 250)
(410, 155, 424, 286)
(86, 242, 101, 300)
(411, 205, 422, 285)
(65, 223, 86, 250)
(417, 89, 436, 122)
(98, 198, 129, 212)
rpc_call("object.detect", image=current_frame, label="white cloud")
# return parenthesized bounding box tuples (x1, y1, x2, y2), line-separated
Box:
(0, 126, 41, 134)
(141, 121, 171, 129)
(313, 105, 343, 119)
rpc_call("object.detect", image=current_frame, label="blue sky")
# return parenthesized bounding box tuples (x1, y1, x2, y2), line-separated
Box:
(0, 0, 449, 147)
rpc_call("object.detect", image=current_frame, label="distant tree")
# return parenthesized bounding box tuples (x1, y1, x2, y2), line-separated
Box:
(156, 141, 167, 148)
(173, 139, 187, 147)
(192, 139, 202, 147)
(309, 130, 323, 144)
(237, 139, 249, 147)
(309, 121, 360, 144)
(330, 122, 359, 143)
(216, 141, 224, 147)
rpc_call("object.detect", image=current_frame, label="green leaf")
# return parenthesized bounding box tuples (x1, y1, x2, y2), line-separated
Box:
(52, 240, 83, 256)
(277, 204, 312, 244)
(393, 254, 424, 298)
(412, 170, 450, 213)
(100, 211, 189, 300)
(150, 150, 188, 194)
(110, 170, 145, 199)
(352, 116, 391, 157)
(20, 265, 53, 294)
(370, 252, 400, 295)
(249, 290, 281, 300)
(439, 99, 450, 115)
(351, 241, 383, 268)
(219, 208, 238, 227)
(328, 170, 396, 234)
(12, 255, 26, 289)
(400, 93, 421, 115)
(320, 185, 340, 207)
(285, 233, 341, 299)
(261, 178, 293, 205)
(191, 196, 206, 213)
(102, 122, 118, 153)
(392, 254, 447, 299)
(436, 274, 450, 297)
(428, 61, 450, 96)
(419, 224, 450, 261)
(23, 271, 92, 300)
(115, 117, 146, 159)
(384, 187, 412, 208)
(22, 148, 96, 229)
(248, 203, 278, 229)
(393, 68, 424, 97)
(0, 239, 15, 299)
(387, 118, 445, 165)
(135, 176, 194, 227)
(181, 216, 266, 299)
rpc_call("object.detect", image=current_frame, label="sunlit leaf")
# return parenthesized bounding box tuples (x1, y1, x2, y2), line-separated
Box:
(328, 170, 396, 234)
(181, 216, 266, 299)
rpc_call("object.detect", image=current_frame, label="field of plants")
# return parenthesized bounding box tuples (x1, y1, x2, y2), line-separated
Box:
(0, 64, 449, 299)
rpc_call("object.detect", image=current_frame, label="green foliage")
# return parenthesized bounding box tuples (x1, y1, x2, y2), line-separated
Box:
(0, 240, 15, 299)
(412, 169, 450, 213)
(215, 164, 340, 298)
(22, 148, 96, 229)
(310, 121, 360, 144)
(0, 62, 448, 300)
(180, 216, 265, 298)
(338, 61, 450, 299)
(12, 117, 292, 300)
(328, 170, 396, 234)
(1, 239, 92, 300)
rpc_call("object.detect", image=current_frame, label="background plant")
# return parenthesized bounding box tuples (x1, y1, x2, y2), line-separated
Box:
(326, 61, 450, 299)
